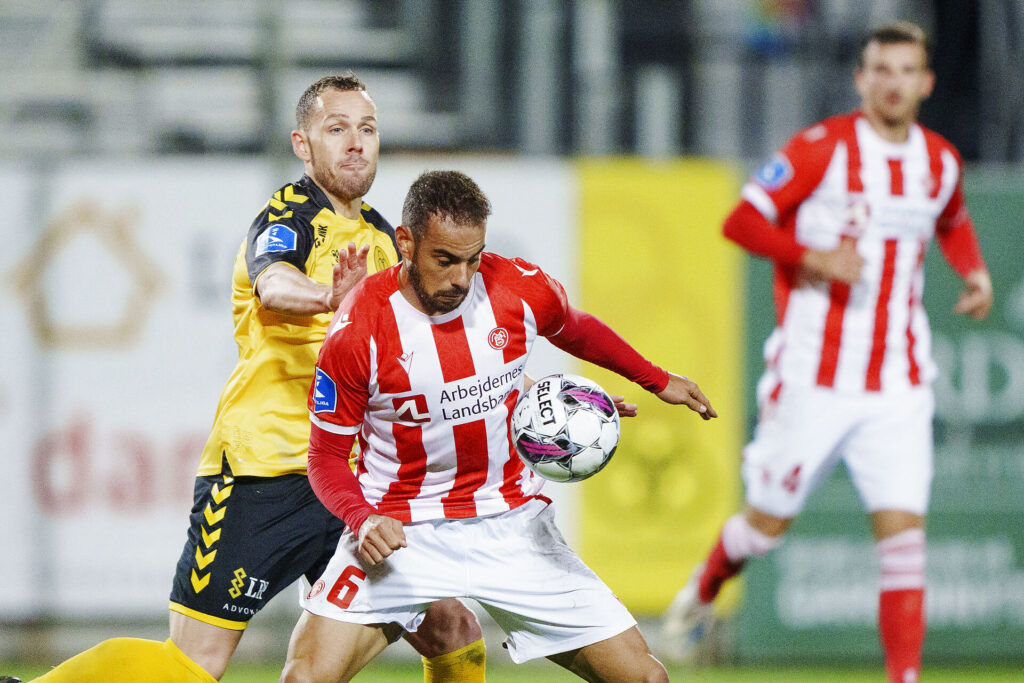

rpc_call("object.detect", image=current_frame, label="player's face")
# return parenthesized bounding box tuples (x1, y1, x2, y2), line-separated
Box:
(855, 41, 934, 130)
(400, 215, 486, 315)
(297, 88, 380, 203)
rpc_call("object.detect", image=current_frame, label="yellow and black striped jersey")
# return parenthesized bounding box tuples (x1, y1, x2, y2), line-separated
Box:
(197, 174, 400, 477)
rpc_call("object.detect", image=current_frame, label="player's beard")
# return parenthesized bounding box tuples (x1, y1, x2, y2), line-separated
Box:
(311, 151, 377, 203)
(407, 257, 469, 315)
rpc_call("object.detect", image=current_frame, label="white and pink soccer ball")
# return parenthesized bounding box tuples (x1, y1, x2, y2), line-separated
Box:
(511, 373, 620, 482)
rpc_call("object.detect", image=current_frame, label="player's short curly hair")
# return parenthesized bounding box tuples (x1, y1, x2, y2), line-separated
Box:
(859, 21, 932, 68)
(402, 171, 492, 240)
(295, 73, 368, 130)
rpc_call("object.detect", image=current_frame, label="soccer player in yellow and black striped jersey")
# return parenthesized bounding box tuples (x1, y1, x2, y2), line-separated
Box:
(34, 75, 485, 683)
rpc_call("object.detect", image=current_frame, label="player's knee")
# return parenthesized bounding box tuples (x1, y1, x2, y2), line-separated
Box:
(641, 660, 670, 683)
(407, 599, 482, 657)
(279, 658, 318, 683)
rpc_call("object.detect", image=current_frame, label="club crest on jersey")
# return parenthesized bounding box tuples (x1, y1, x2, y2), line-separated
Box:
(255, 224, 297, 255)
(307, 579, 326, 600)
(488, 327, 510, 350)
(754, 153, 793, 191)
(312, 368, 337, 413)
(393, 394, 431, 423)
(845, 196, 870, 235)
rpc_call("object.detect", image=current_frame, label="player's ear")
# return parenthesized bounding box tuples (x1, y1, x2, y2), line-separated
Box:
(291, 129, 311, 162)
(920, 68, 935, 99)
(395, 224, 415, 261)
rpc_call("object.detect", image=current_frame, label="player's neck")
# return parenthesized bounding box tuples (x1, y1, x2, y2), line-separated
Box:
(325, 193, 363, 221)
(861, 110, 914, 144)
(307, 175, 363, 220)
(397, 265, 429, 315)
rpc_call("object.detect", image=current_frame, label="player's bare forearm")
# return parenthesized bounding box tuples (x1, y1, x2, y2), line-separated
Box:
(655, 372, 717, 420)
(256, 243, 368, 315)
(357, 513, 407, 566)
(799, 240, 864, 285)
(954, 268, 993, 320)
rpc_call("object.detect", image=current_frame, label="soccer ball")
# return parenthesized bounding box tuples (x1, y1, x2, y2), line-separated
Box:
(511, 373, 620, 482)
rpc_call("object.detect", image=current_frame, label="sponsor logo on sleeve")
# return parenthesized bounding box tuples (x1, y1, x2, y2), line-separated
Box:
(255, 224, 297, 255)
(753, 154, 794, 191)
(312, 368, 338, 413)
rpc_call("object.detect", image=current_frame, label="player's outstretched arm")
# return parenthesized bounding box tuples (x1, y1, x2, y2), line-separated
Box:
(256, 242, 369, 315)
(954, 269, 993, 320)
(655, 372, 717, 420)
(357, 514, 408, 566)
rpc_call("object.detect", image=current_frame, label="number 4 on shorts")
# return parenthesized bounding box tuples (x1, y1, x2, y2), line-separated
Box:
(327, 565, 367, 609)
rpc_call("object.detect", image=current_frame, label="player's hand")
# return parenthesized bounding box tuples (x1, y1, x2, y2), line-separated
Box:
(954, 269, 993, 320)
(610, 395, 638, 418)
(357, 514, 407, 566)
(328, 242, 370, 311)
(800, 239, 864, 285)
(655, 373, 717, 420)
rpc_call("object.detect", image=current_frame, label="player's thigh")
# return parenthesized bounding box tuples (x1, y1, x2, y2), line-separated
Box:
(169, 470, 341, 630)
(281, 610, 391, 683)
(742, 386, 849, 518)
(548, 626, 667, 683)
(845, 387, 934, 514)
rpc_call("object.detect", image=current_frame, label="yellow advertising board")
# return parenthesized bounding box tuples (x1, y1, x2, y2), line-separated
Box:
(575, 158, 744, 614)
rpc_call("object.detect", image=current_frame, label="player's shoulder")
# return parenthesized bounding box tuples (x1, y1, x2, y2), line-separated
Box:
(325, 267, 401, 341)
(359, 202, 396, 237)
(259, 175, 328, 222)
(790, 112, 856, 149)
(352, 265, 402, 307)
(753, 113, 853, 191)
(481, 252, 541, 276)
(916, 123, 963, 163)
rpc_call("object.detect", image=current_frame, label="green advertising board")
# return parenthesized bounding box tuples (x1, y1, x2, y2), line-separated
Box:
(735, 167, 1024, 664)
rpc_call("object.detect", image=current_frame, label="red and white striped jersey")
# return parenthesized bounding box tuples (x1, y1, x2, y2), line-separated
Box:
(309, 252, 567, 523)
(742, 111, 972, 394)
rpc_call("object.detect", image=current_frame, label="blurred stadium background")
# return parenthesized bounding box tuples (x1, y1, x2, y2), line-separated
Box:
(2, 0, 1022, 680)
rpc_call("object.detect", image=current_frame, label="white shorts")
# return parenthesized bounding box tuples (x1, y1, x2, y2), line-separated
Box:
(742, 383, 934, 518)
(301, 498, 635, 663)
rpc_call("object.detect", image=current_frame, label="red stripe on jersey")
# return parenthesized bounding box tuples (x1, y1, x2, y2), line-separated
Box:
(376, 303, 412, 394)
(816, 281, 851, 387)
(431, 317, 476, 383)
(487, 287, 528, 364)
(888, 158, 904, 196)
(866, 240, 899, 391)
(845, 124, 864, 193)
(924, 129, 944, 198)
(816, 122, 863, 388)
(499, 389, 528, 505)
(815, 235, 856, 388)
(441, 419, 488, 518)
(376, 423, 428, 522)
(905, 241, 927, 386)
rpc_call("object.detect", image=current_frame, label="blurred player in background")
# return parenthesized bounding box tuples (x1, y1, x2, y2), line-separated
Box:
(279, 170, 717, 682)
(34, 75, 485, 683)
(660, 22, 992, 683)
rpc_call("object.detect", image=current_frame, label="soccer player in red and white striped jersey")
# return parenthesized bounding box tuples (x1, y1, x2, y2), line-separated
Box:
(279, 170, 717, 682)
(660, 22, 993, 683)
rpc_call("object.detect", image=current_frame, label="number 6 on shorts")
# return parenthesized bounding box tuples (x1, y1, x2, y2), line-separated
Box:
(327, 565, 367, 609)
